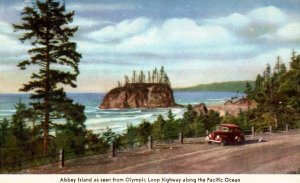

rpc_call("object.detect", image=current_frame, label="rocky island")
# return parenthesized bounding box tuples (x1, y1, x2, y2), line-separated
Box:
(100, 67, 178, 109)
(100, 83, 178, 109)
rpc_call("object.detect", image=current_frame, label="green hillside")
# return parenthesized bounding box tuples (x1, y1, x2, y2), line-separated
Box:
(174, 81, 254, 92)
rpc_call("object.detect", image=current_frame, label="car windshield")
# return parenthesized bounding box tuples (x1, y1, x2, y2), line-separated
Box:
(219, 126, 229, 132)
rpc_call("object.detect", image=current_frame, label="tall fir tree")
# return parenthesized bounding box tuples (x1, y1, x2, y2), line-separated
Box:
(159, 66, 165, 83)
(14, 0, 84, 155)
(148, 71, 151, 83)
(132, 70, 136, 83)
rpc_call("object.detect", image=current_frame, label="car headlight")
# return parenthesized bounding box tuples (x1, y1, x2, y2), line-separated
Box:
(208, 134, 211, 138)
(216, 135, 220, 139)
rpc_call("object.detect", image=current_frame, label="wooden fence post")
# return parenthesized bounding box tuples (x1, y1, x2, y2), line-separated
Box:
(251, 126, 255, 136)
(206, 130, 209, 136)
(179, 133, 183, 144)
(269, 126, 272, 134)
(286, 124, 289, 132)
(148, 136, 153, 150)
(112, 142, 116, 157)
(59, 149, 64, 168)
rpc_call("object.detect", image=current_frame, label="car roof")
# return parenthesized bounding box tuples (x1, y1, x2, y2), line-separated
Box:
(221, 124, 239, 128)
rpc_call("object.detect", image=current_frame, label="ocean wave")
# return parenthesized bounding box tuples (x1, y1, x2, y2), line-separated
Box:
(98, 109, 142, 114)
(85, 113, 154, 125)
(87, 125, 123, 131)
(0, 114, 11, 116)
(206, 98, 228, 101)
(0, 109, 16, 113)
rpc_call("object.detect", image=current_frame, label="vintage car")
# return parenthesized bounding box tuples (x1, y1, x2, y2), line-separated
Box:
(205, 124, 245, 146)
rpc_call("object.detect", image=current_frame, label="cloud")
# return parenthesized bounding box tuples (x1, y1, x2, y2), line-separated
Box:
(72, 17, 102, 28)
(0, 20, 29, 61)
(0, 21, 13, 34)
(85, 17, 234, 56)
(205, 13, 250, 28)
(248, 6, 287, 25)
(67, 3, 136, 12)
(87, 17, 151, 43)
(277, 23, 300, 41)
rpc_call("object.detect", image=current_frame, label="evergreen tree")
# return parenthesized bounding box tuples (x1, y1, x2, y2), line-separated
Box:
(153, 67, 158, 83)
(0, 118, 9, 147)
(126, 124, 138, 148)
(137, 120, 151, 144)
(124, 75, 130, 85)
(181, 104, 197, 137)
(148, 71, 151, 83)
(14, 0, 84, 155)
(132, 70, 136, 83)
(117, 81, 122, 87)
(162, 109, 178, 139)
(159, 66, 165, 83)
(152, 69, 156, 83)
(163, 74, 171, 86)
(11, 101, 31, 146)
(245, 82, 253, 98)
(101, 127, 116, 145)
(151, 115, 166, 140)
(139, 70, 145, 83)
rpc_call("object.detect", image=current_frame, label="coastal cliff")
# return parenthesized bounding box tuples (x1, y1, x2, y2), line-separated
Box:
(99, 83, 177, 109)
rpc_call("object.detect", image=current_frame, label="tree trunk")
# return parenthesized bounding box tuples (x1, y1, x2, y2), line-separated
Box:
(44, 61, 50, 156)
(44, 25, 51, 156)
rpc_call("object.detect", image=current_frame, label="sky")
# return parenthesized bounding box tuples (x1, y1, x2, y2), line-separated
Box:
(1, 0, 300, 93)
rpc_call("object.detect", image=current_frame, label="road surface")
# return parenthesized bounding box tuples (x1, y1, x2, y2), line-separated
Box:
(23, 130, 300, 174)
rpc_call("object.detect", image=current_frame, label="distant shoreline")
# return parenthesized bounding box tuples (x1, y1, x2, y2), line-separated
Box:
(174, 80, 254, 92)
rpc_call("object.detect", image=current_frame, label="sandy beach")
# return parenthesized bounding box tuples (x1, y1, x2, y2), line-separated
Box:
(207, 98, 256, 116)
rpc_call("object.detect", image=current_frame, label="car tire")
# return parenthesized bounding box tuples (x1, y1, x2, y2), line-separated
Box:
(238, 136, 245, 144)
(221, 140, 226, 146)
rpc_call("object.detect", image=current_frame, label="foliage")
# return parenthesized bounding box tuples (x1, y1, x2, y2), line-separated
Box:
(13, 0, 84, 155)
(101, 127, 117, 145)
(175, 81, 255, 92)
(137, 120, 152, 145)
(117, 66, 171, 87)
(247, 51, 300, 130)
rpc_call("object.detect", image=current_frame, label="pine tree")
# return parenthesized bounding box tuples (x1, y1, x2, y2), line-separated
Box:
(124, 75, 130, 85)
(152, 69, 155, 83)
(148, 71, 151, 83)
(0, 118, 9, 147)
(159, 66, 165, 83)
(132, 71, 136, 83)
(13, 0, 84, 155)
(139, 70, 145, 83)
(118, 81, 122, 87)
(153, 67, 158, 83)
(163, 74, 170, 86)
(245, 82, 253, 97)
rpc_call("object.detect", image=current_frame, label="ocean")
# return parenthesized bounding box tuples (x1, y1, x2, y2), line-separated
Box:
(0, 92, 240, 133)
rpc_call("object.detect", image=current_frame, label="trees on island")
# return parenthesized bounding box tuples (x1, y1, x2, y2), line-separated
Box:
(118, 66, 171, 87)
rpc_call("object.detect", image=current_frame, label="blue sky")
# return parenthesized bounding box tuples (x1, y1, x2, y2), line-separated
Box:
(1, 0, 300, 93)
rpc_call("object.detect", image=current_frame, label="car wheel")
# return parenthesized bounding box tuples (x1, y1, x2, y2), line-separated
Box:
(221, 140, 226, 146)
(238, 136, 245, 144)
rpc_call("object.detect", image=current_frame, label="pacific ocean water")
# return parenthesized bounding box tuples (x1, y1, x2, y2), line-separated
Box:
(0, 92, 241, 133)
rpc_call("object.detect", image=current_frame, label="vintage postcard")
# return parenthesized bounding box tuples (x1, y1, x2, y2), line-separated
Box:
(0, 0, 299, 182)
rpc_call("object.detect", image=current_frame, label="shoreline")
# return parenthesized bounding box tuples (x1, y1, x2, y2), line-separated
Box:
(207, 102, 255, 116)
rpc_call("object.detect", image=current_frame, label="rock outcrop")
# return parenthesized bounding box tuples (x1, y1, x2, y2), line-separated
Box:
(99, 83, 177, 109)
(208, 97, 257, 116)
(193, 103, 208, 115)
(224, 97, 256, 108)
